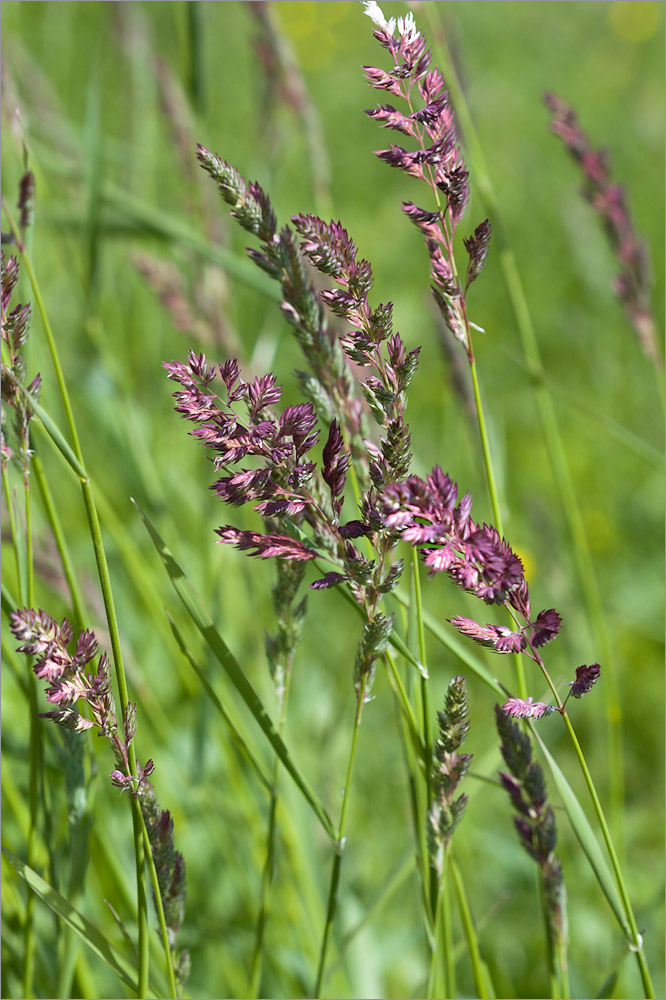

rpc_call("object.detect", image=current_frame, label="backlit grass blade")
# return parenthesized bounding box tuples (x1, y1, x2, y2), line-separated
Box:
(166, 613, 273, 791)
(135, 500, 335, 840)
(2, 847, 163, 999)
(533, 732, 629, 936)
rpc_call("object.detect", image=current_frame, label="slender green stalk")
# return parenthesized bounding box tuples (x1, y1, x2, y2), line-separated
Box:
(558, 709, 653, 998)
(31, 454, 87, 627)
(538, 867, 569, 1000)
(468, 359, 502, 534)
(451, 857, 492, 1000)
(2, 200, 150, 997)
(248, 779, 280, 998)
(411, 549, 439, 924)
(420, 4, 625, 847)
(21, 478, 41, 1000)
(468, 357, 527, 700)
(383, 649, 426, 760)
(313, 675, 368, 999)
(528, 641, 653, 996)
(427, 847, 455, 999)
(249, 647, 295, 998)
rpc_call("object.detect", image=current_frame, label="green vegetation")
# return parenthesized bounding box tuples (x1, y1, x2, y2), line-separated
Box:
(2, 3, 663, 998)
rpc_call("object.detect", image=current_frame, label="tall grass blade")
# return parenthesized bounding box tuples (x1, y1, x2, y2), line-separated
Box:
(534, 733, 628, 935)
(2, 847, 164, 999)
(135, 500, 335, 840)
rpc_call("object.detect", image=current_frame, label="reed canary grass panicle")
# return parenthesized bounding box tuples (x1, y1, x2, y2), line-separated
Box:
(10, 607, 189, 988)
(427, 675, 472, 874)
(544, 91, 659, 364)
(291, 214, 419, 489)
(363, 1, 490, 361)
(1, 250, 41, 480)
(495, 705, 568, 988)
(195, 146, 369, 475)
(164, 348, 405, 675)
(11, 608, 136, 784)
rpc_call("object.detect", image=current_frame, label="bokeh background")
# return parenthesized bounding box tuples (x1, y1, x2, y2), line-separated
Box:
(2, 3, 663, 998)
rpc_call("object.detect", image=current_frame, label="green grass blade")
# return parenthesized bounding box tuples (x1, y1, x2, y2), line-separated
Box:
(135, 500, 335, 840)
(21, 393, 86, 480)
(533, 732, 629, 936)
(166, 613, 273, 791)
(2, 846, 163, 999)
(451, 857, 495, 999)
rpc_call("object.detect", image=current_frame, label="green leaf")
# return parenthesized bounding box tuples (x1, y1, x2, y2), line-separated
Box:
(166, 613, 273, 791)
(2, 846, 163, 998)
(533, 732, 630, 937)
(21, 390, 86, 479)
(451, 858, 495, 999)
(135, 501, 335, 841)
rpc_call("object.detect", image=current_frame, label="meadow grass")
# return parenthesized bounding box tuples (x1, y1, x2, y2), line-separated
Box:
(1, 3, 664, 999)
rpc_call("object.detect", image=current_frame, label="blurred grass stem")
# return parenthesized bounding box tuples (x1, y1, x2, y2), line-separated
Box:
(313, 675, 369, 998)
(2, 199, 151, 998)
(249, 649, 295, 998)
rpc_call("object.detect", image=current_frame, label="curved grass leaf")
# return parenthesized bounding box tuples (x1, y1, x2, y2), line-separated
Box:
(451, 857, 495, 1000)
(166, 612, 273, 791)
(2, 846, 163, 999)
(16, 390, 86, 480)
(533, 731, 630, 937)
(135, 500, 335, 841)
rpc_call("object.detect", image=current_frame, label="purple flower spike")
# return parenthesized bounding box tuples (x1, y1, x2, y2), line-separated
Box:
(502, 697, 555, 720)
(568, 663, 601, 699)
(216, 526, 318, 561)
(322, 420, 349, 517)
(544, 92, 658, 362)
(447, 616, 527, 654)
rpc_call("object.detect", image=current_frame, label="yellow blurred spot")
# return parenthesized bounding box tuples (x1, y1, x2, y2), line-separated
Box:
(582, 508, 616, 553)
(274, 1, 356, 72)
(515, 548, 536, 583)
(608, 1, 661, 42)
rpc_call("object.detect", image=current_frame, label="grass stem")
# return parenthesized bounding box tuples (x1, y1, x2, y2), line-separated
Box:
(313, 675, 368, 998)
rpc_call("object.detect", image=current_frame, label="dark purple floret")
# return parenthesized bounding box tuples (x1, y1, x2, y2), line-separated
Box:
(321, 420, 349, 517)
(531, 609, 562, 648)
(568, 663, 601, 699)
(365, 103, 415, 137)
(463, 219, 492, 290)
(338, 520, 371, 539)
(247, 373, 282, 419)
(310, 572, 349, 591)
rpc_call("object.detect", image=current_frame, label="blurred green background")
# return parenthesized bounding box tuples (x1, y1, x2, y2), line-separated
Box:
(2, 3, 663, 998)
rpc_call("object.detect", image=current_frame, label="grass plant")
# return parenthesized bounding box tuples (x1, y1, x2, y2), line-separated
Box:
(2, 3, 663, 999)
